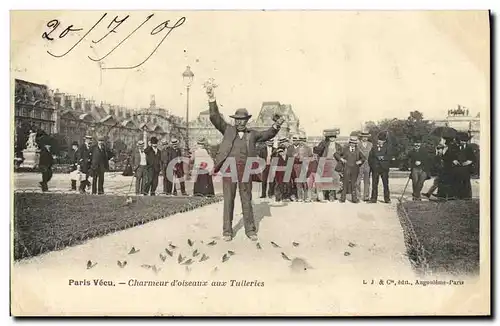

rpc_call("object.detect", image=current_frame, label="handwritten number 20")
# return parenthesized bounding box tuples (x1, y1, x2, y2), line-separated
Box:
(42, 19, 83, 41)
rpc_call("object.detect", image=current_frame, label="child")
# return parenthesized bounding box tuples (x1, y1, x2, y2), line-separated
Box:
(308, 146, 326, 202)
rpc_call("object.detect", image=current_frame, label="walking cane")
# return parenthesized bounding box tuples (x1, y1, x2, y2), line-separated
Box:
(398, 175, 411, 202)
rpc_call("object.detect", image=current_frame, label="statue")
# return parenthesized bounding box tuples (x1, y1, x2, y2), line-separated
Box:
(26, 130, 38, 150)
(21, 130, 40, 169)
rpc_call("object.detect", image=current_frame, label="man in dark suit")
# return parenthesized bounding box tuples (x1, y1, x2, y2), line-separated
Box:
(206, 83, 284, 242)
(408, 139, 431, 201)
(160, 139, 170, 195)
(335, 136, 366, 203)
(38, 138, 53, 192)
(131, 140, 148, 195)
(76, 135, 93, 194)
(454, 132, 475, 199)
(90, 136, 114, 195)
(144, 137, 162, 196)
(258, 139, 275, 198)
(69, 141, 79, 191)
(368, 131, 393, 203)
(164, 138, 187, 196)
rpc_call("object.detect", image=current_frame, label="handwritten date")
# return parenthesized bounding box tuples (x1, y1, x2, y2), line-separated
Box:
(42, 13, 186, 70)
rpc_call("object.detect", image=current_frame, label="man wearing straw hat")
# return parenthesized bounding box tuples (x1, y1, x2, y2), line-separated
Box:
(131, 140, 148, 195)
(206, 83, 284, 242)
(335, 136, 366, 203)
(356, 130, 373, 202)
(144, 136, 162, 196)
(76, 135, 93, 194)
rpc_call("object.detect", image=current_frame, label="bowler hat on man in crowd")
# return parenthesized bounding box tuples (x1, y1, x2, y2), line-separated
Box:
(456, 132, 471, 142)
(71, 141, 79, 147)
(150, 137, 158, 144)
(230, 108, 252, 120)
(377, 131, 388, 141)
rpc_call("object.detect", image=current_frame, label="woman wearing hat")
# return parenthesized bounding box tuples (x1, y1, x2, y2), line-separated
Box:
(315, 129, 342, 201)
(190, 138, 215, 197)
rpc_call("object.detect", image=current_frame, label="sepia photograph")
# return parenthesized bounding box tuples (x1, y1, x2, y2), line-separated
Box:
(9, 9, 490, 316)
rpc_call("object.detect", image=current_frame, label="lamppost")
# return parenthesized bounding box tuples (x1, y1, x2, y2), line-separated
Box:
(182, 66, 194, 153)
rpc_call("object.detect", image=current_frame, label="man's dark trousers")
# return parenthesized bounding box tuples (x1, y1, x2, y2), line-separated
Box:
(222, 177, 256, 238)
(146, 169, 160, 195)
(371, 168, 390, 202)
(411, 168, 428, 200)
(41, 167, 53, 191)
(341, 167, 359, 202)
(92, 168, 105, 194)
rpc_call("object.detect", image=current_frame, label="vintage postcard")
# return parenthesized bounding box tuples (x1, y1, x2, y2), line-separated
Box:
(10, 10, 490, 316)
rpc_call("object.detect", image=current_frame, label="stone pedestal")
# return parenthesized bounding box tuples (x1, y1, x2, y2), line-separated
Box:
(20, 148, 39, 169)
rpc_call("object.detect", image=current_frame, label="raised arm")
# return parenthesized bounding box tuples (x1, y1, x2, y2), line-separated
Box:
(255, 124, 281, 143)
(206, 85, 227, 134)
(208, 100, 228, 134)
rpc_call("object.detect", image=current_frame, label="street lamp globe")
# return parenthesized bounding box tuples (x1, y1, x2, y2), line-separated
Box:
(182, 66, 194, 88)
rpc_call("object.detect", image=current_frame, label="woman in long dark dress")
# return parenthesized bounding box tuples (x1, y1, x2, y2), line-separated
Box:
(190, 139, 215, 197)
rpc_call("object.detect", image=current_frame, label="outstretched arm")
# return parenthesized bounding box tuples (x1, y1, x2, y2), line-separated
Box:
(206, 85, 227, 134)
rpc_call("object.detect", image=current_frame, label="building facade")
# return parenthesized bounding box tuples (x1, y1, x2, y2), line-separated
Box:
(433, 105, 480, 144)
(14, 78, 187, 156)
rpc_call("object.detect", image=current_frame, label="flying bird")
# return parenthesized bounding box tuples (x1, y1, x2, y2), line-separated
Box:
(199, 254, 209, 262)
(141, 264, 153, 269)
(227, 250, 235, 256)
(292, 242, 300, 247)
(188, 239, 194, 247)
(348, 242, 356, 248)
(117, 260, 127, 268)
(222, 254, 230, 263)
(152, 265, 161, 274)
(344, 251, 351, 256)
(86, 260, 97, 269)
(182, 259, 193, 265)
(168, 243, 177, 250)
(256, 243, 262, 250)
(192, 249, 200, 257)
(128, 247, 140, 254)
(159, 253, 167, 262)
(165, 248, 173, 257)
(178, 254, 185, 264)
(281, 252, 291, 261)
(271, 241, 281, 248)
(207, 240, 217, 246)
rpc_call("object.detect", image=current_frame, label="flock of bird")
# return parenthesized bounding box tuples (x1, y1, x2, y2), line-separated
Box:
(83, 237, 339, 274)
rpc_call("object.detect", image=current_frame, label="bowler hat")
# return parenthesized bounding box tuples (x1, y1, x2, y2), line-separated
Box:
(377, 132, 387, 141)
(71, 141, 79, 147)
(457, 132, 470, 142)
(150, 137, 158, 144)
(230, 108, 252, 120)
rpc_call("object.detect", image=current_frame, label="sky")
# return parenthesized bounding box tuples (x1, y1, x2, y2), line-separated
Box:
(11, 10, 489, 136)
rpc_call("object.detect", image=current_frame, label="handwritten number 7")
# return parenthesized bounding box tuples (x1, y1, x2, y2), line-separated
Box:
(42, 20, 60, 41)
(92, 15, 130, 44)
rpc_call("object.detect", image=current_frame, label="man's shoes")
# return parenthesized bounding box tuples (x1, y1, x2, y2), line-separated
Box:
(384, 199, 391, 203)
(181, 193, 188, 196)
(222, 235, 232, 242)
(150, 193, 156, 196)
(363, 198, 370, 202)
(248, 235, 258, 242)
(352, 199, 360, 203)
(339, 199, 346, 203)
(260, 195, 266, 199)
(369, 199, 377, 203)
(422, 193, 431, 198)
